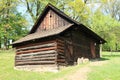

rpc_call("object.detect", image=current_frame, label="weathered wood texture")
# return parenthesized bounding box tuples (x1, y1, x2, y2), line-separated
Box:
(36, 10, 70, 31)
(95, 44, 100, 58)
(15, 29, 100, 67)
(62, 32, 74, 65)
(56, 38, 66, 65)
(15, 38, 67, 66)
(71, 29, 100, 61)
(15, 40, 58, 66)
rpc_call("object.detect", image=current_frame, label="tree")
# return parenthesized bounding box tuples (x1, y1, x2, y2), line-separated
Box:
(101, 0, 120, 21)
(0, 0, 28, 49)
(21, 0, 58, 22)
(68, 0, 90, 26)
(90, 10, 120, 51)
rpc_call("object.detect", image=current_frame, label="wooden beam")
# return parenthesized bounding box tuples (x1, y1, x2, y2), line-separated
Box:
(57, 45, 64, 50)
(16, 50, 56, 56)
(57, 49, 64, 53)
(16, 46, 57, 54)
(16, 40, 56, 49)
(56, 39, 64, 43)
(17, 42, 56, 52)
(16, 54, 57, 60)
(16, 60, 56, 65)
(16, 56, 56, 61)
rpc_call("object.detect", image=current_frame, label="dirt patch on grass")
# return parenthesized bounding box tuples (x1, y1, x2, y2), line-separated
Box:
(56, 66, 91, 80)
(55, 60, 108, 80)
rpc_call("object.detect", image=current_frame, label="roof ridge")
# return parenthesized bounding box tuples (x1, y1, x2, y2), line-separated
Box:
(47, 3, 80, 25)
(29, 3, 80, 34)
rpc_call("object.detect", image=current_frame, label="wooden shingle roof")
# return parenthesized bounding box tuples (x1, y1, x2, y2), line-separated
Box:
(13, 24, 73, 44)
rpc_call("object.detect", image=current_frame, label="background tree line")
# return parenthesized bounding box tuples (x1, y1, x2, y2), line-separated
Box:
(0, 0, 120, 51)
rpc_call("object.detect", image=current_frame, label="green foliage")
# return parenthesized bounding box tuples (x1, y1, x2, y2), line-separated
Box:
(101, 0, 120, 21)
(90, 10, 120, 51)
(0, 0, 28, 49)
(67, 0, 90, 26)
(0, 0, 120, 51)
(22, 0, 58, 22)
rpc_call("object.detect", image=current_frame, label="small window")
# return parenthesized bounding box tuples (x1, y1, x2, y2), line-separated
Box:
(50, 15, 52, 18)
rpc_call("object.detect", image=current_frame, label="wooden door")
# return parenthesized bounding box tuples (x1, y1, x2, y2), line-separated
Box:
(65, 40, 74, 65)
(90, 41, 96, 58)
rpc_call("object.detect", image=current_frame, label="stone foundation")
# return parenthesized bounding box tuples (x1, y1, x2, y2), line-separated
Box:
(14, 65, 59, 72)
(77, 57, 89, 65)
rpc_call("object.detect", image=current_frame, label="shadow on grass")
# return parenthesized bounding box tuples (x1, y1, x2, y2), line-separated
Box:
(102, 55, 120, 58)
(99, 57, 109, 61)
(93, 54, 120, 62)
(90, 57, 109, 62)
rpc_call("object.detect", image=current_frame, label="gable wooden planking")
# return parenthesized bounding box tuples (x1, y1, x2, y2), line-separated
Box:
(36, 10, 69, 31)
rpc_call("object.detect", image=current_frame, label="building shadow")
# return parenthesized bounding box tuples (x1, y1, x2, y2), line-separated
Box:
(102, 55, 120, 58)
(90, 57, 109, 62)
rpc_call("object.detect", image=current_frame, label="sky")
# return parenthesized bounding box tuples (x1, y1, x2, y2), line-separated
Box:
(17, 4, 34, 30)
(16, 1, 101, 30)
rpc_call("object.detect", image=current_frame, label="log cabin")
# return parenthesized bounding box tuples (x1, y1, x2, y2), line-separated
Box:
(12, 3, 106, 71)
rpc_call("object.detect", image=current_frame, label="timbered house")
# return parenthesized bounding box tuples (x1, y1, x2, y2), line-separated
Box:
(12, 4, 106, 71)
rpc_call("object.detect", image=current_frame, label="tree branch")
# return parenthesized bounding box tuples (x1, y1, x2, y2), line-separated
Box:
(25, 0, 35, 22)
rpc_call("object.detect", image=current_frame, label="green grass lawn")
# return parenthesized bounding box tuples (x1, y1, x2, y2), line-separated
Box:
(0, 49, 85, 80)
(1, 50, 120, 80)
(88, 52, 120, 80)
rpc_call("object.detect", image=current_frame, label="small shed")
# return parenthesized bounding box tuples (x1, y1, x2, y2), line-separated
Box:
(12, 3, 106, 71)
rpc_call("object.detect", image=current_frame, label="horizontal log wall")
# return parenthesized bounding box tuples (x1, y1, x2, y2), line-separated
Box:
(56, 38, 66, 66)
(15, 40, 58, 66)
(16, 40, 56, 49)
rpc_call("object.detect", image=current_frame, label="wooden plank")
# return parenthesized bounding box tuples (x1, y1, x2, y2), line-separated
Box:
(57, 39, 64, 43)
(16, 50, 56, 56)
(57, 42, 64, 46)
(16, 62, 56, 66)
(53, 11, 55, 28)
(50, 10, 52, 29)
(32, 54, 57, 58)
(46, 10, 49, 29)
(57, 48, 64, 51)
(57, 55, 65, 59)
(57, 49, 65, 53)
(16, 59, 55, 63)
(17, 43, 56, 52)
(58, 52, 64, 55)
(16, 40, 56, 49)
(17, 46, 57, 54)
(57, 45, 64, 50)
(58, 63, 66, 66)
(57, 59, 65, 62)
(16, 54, 57, 60)
(16, 60, 56, 65)
(16, 56, 56, 62)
